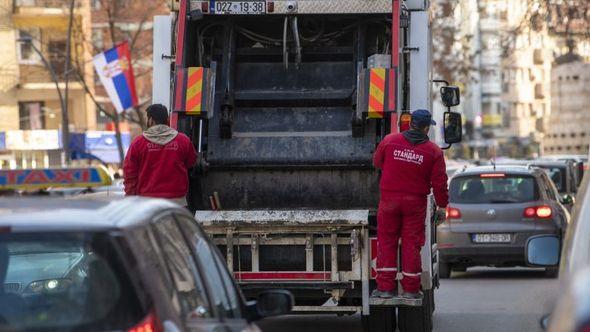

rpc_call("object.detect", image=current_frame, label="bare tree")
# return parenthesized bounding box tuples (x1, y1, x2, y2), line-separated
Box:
(431, 0, 476, 85)
(506, 0, 590, 55)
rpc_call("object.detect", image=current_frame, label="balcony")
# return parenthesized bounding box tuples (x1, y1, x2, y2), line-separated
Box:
(0, 69, 19, 92)
(12, 0, 82, 29)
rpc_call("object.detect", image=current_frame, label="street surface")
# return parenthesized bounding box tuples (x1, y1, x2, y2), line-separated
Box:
(259, 268, 558, 332)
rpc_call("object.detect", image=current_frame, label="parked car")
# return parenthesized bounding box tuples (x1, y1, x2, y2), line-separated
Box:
(0, 197, 292, 331)
(437, 165, 570, 278)
(532, 160, 581, 197)
(541, 154, 587, 187)
(528, 167, 590, 331)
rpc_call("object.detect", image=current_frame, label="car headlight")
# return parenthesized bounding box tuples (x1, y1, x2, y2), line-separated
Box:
(27, 279, 71, 293)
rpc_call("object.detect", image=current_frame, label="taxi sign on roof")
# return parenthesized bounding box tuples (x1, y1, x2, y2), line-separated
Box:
(0, 166, 112, 190)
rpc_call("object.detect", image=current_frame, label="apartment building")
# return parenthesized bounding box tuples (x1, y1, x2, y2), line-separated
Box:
(544, 54, 590, 155)
(0, 0, 95, 167)
(459, 0, 554, 158)
(501, 0, 553, 156)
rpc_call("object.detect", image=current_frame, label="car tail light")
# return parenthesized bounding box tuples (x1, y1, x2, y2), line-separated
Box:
(523, 206, 552, 219)
(128, 311, 161, 332)
(446, 207, 461, 219)
(201, 1, 209, 13)
(399, 112, 411, 132)
(267, 1, 274, 12)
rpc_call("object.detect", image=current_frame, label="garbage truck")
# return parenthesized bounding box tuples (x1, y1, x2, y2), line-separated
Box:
(152, 0, 463, 331)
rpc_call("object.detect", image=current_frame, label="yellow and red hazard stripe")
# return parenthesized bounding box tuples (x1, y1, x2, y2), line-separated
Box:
(185, 67, 204, 115)
(368, 68, 386, 119)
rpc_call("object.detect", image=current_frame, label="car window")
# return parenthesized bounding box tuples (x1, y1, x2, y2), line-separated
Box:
(450, 174, 539, 204)
(175, 215, 242, 318)
(0, 232, 145, 331)
(151, 215, 212, 319)
(541, 173, 559, 201)
(537, 166, 566, 193)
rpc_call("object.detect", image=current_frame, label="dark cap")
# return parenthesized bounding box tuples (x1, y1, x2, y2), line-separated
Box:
(411, 109, 436, 127)
(146, 104, 169, 125)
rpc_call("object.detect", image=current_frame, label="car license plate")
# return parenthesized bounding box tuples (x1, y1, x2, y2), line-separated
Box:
(472, 233, 511, 243)
(213, 1, 266, 14)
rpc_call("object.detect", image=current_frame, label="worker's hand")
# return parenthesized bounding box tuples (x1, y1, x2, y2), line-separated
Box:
(435, 207, 447, 226)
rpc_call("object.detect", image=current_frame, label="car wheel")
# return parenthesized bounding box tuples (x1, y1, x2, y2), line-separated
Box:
(439, 262, 451, 279)
(545, 267, 559, 278)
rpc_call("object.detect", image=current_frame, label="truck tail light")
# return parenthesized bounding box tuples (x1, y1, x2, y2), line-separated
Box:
(201, 1, 209, 13)
(128, 311, 161, 332)
(523, 206, 552, 219)
(400, 112, 411, 132)
(446, 207, 461, 220)
(267, 1, 274, 12)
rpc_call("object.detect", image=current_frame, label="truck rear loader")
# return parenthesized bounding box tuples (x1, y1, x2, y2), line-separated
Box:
(152, 1, 463, 331)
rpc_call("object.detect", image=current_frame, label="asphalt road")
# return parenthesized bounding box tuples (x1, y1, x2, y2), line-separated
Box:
(258, 267, 559, 332)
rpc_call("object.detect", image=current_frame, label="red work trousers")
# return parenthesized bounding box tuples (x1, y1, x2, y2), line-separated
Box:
(376, 191, 427, 293)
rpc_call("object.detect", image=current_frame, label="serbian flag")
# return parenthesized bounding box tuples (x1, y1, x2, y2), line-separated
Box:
(93, 42, 138, 113)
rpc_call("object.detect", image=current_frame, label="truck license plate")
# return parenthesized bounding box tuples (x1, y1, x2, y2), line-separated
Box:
(472, 233, 511, 243)
(213, 1, 266, 14)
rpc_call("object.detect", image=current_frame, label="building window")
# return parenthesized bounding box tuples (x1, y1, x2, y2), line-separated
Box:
(91, 0, 101, 9)
(571, 133, 577, 138)
(566, 146, 572, 151)
(17, 29, 41, 64)
(92, 28, 104, 50)
(19, 102, 45, 130)
(557, 146, 563, 151)
(576, 145, 582, 150)
(561, 133, 566, 138)
(48, 40, 66, 75)
(581, 132, 587, 137)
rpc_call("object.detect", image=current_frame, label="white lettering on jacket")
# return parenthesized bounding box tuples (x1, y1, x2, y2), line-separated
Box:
(146, 141, 179, 151)
(393, 148, 424, 165)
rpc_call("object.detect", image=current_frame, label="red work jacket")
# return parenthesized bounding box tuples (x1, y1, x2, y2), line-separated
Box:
(373, 133, 449, 207)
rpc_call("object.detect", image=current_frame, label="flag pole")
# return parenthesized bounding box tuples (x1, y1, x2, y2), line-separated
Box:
(113, 111, 125, 168)
(62, 0, 76, 165)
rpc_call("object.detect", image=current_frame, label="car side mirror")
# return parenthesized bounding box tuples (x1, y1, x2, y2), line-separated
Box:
(441, 86, 461, 107)
(247, 290, 293, 321)
(526, 235, 560, 267)
(444, 111, 462, 145)
(561, 194, 575, 206)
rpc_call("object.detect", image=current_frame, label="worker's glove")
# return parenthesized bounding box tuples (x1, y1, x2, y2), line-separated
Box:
(435, 207, 447, 226)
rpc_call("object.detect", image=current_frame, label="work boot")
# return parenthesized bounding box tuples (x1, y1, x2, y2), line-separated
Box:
(371, 289, 394, 299)
(401, 291, 423, 300)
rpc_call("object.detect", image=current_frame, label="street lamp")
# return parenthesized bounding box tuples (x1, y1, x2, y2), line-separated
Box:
(17, 36, 69, 164)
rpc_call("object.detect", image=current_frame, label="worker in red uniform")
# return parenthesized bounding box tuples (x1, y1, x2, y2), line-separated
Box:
(372, 109, 448, 299)
(123, 104, 197, 206)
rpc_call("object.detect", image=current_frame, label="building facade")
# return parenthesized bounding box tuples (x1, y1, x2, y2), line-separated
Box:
(0, 0, 96, 167)
(544, 55, 590, 155)
(457, 0, 554, 158)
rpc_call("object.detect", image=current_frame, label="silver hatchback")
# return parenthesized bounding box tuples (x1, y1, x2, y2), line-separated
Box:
(437, 165, 570, 278)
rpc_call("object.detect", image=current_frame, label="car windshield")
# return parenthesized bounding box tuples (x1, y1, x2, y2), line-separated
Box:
(0, 232, 145, 331)
(450, 174, 539, 204)
(535, 166, 566, 193)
